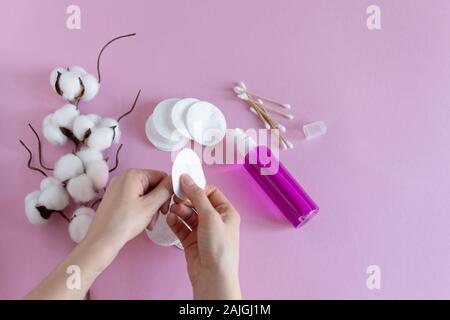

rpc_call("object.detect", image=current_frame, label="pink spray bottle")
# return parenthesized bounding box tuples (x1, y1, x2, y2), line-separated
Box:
(234, 129, 319, 228)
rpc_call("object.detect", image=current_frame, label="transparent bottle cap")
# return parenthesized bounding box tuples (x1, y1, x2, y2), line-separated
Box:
(303, 121, 327, 139)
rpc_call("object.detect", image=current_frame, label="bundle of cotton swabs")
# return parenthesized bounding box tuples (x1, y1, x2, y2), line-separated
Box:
(234, 81, 294, 149)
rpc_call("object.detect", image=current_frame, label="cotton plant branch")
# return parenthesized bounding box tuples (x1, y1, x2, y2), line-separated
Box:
(96, 33, 137, 83)
(117, 89, 141, 122)
(28, 123, 54, 170)
(109, 143, 123, 173)
(19, 140, 48, 177)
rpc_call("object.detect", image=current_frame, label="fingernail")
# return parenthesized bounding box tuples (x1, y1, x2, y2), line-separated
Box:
(181, 174, 194, 186)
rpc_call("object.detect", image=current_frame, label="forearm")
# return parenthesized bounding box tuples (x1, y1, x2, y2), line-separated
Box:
(24, 235, 121, 300)
(193, 272, 241, 300)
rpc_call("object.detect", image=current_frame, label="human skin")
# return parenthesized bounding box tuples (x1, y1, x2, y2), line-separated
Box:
(24, 169, 241, 300)
(168, 174, 241, 300)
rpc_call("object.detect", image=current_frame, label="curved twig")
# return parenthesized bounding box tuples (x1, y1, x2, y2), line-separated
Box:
(96, 33, 137, 83)
(117, 89, 141, 122)
(109, 144, 123, 173)
(56, 211, 70, 223)
(90, 197, 103, 209)
(28, 123, 53, 170)
(19, 140, 48, 177)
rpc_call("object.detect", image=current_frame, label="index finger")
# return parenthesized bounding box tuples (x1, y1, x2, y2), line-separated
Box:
(174, 184, 233, 212)
(121, 168, 167, 197)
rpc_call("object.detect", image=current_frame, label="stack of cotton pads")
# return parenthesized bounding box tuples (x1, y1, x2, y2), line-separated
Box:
(146, 98, 227, 151)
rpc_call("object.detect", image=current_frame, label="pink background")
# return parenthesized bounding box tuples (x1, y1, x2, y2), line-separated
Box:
(1, 0, 449, 299)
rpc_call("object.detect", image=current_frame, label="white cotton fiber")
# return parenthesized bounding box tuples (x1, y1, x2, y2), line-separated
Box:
(43, 114, 53, 127)
(52, 104, 79, 129)
(100, 118, 121, 143)
(69, 207, 94, 243)
(25, 190, 41, 206)
(73, 115, 95, 141)
(186, 101, 227, 146)
(100, 117, 118, 128)
(54, 153, 84, 181)
(80, 73, 100, 101)
(86, 160, 109, 190)
(24, 191, 47, 225)
(86, 127, 114, 151)
(38, 185, 70, 211)
(76, 148, 103, 167)
(57, 71, 84, 101)
(172, 148, 206, 201)
(69, 66, 87, 75)
(43, 124, 68, 145)
(145, 212, 180, 247)
(40, 177, 62, 191)
(67, 174, 96, 203)
(50, 67, 65, 92)
(86, 114, 101, 125)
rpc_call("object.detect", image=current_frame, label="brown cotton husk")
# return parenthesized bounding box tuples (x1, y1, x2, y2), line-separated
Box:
(55, 72, 63, 96)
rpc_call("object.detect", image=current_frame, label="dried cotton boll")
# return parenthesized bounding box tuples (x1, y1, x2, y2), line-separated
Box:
(100, 118, 121, 143)
(76, 147, 103, 167)
(86, 127, 114, 151)
(69, 207, 94, 243)
(43, 124, 68, 145)
(67, 174, 96, 203)
(69, 66, 87, 75)
(38, 185, 70, 211)
(40, 177, 62, 191)
(24, 191, 47, 225)
(86, 114, 102, 125)
(86, 160, 109, 190)
(73, 115, 96, 141)
(56, 71, 84, 101)
(43, 114, 53, 127)
(50, 67, 66, 92)
(54, 154, 84, 181)
(52, 104, 79, 129)
(79, 73, 100, 101)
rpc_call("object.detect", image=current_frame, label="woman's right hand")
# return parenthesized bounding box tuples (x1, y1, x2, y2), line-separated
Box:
(168, 174, 241, 300)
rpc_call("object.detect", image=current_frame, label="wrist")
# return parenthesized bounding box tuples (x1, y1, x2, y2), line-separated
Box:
(79, 233, 124, 271)
(193, 271, 241, 300)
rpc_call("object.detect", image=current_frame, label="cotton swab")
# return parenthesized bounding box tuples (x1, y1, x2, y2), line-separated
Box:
(250, 107, 271, 129)
(236, 81, 291, 109)
(238, 91, 294, 119)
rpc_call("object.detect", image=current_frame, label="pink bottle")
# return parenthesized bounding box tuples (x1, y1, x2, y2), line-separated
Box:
(235, 129, 319, 228)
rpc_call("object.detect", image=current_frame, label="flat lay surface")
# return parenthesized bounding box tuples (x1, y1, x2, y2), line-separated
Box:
(1, 0, 450, 299)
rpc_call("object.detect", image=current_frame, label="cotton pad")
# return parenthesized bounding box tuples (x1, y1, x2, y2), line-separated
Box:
(145, 212, 180, 247)
(171, 148, 206, 200)
(145, 114, 188, 152)
(171, 98, 198, 139)
(186, 101, 227, 146)
(152, 98, 183, 141)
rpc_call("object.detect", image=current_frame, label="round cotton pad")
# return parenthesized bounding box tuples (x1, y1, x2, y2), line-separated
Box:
(145, 212, 180, 247)
(171, 98, 198, 139)
(145, 115, 188, 152)
(186, 101, 227, 146)
(172, 148, 206, 200)
(152, 98, 182, 141)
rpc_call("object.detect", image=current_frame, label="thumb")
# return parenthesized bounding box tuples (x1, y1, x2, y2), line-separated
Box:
(180, 174, 214, 216)
(142, 175, 173, 212)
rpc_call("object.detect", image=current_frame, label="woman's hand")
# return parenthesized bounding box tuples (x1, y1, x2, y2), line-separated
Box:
(85, 168, 173, 251)
(25, 168, 173, 300)
(168, 174, 241, 300)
